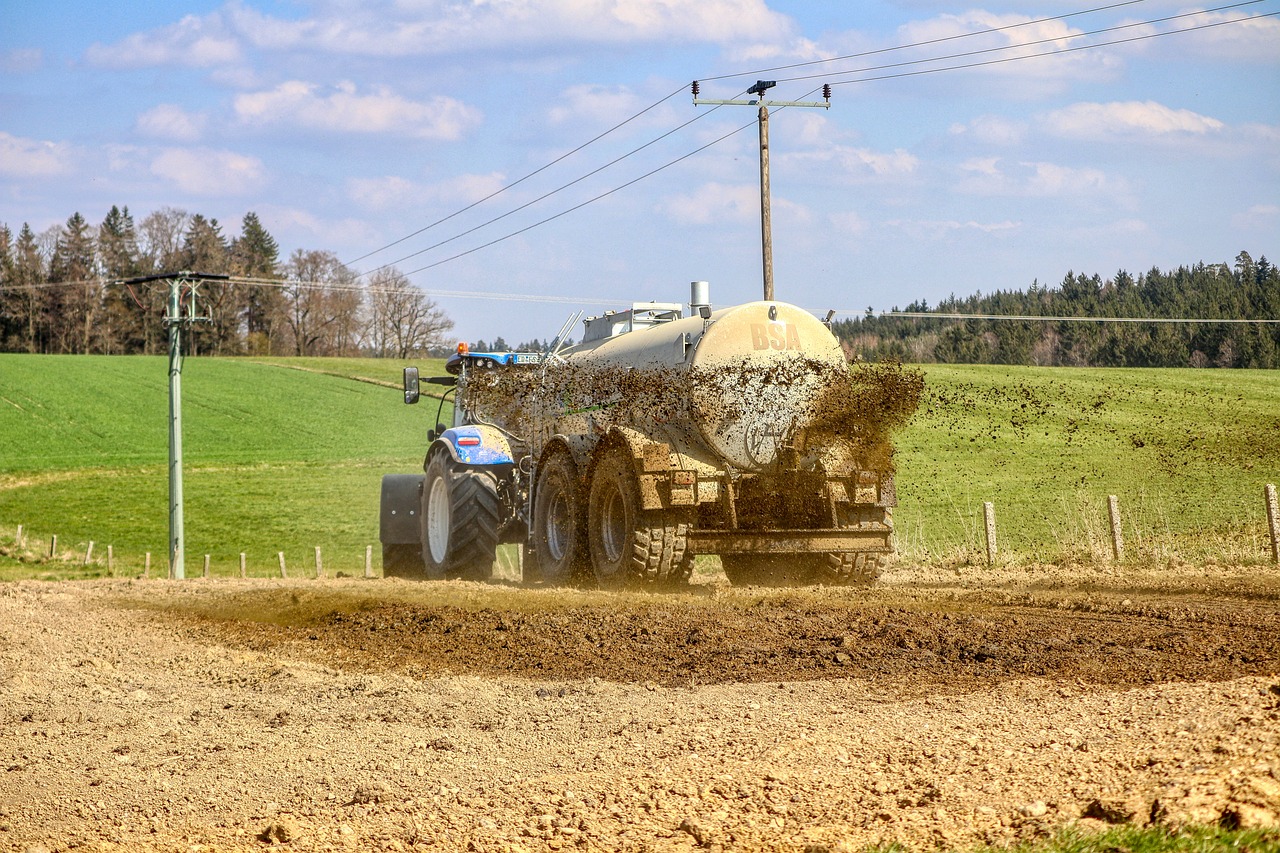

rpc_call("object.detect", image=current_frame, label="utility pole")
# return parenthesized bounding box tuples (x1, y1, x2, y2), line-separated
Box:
(693, 80, 831, 302)
(121, 271, 222, 579)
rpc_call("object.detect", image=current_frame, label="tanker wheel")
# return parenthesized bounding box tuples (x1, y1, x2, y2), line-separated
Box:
(529, 449, 589, 586)
(586, 446, 694, 590)
(381, 544, 424, 579)
(420, 452, 500, 582)
(811, 552, 886, 587)
(812, 505, 892, 587)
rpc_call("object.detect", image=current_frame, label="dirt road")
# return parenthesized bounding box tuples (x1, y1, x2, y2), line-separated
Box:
(1, 565, 1278, 852)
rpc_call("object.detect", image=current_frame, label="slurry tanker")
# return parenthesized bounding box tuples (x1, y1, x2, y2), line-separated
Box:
(380, 282, 920, 588)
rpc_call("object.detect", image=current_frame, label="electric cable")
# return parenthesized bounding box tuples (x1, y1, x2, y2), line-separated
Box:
(359, 5, 1274, 281)
(346, 0, 1183, 272)
(345, 83, 688, 269)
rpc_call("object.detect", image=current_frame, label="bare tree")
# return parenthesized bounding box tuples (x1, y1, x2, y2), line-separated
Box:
(366, 267, 454, 358)
(281, 249, 360, 356)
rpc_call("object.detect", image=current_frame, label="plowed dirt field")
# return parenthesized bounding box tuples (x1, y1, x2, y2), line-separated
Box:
(2, 564, 1278, 852)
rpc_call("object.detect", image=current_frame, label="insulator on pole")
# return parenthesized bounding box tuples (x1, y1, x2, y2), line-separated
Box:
(691, 80, 700, 98)
(822, 83, 832, 102)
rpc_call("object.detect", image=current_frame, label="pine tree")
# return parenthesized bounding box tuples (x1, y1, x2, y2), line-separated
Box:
(98, 206, 145, 353)
(231, 212, 283, 355)
(48, 212, 98, 353)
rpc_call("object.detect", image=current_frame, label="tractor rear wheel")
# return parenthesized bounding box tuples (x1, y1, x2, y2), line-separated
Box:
(530, 449, 588, 586)
(586, 446, 693, 589)
(420, 452, 500, 581)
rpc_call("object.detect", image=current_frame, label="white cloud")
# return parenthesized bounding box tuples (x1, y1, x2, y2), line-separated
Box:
(660, 183, 762, 225)
(886, 219, 1022, 240)
(1231, 203, 1280, 229)
(1, 48, 42, 73)
(829, 211, 867, 237)
(150, 147, 265, 195)
(788, 145, 918, 181)
(136, 104, 208, 142)
(256, 205, 381, 250)
(957, 158, 1118, 198)
(85, 12, 240, 68)
(0, 132, 75, 177)
(1044, 101, 1224, 140)
(347, 172, 507, 212)
(234, 81, 482, 140)
(660, 181, 809, 225)
(227, 0, 791, 57)
(1123, 10, 1280, 63)
(894, 11, 1121, 94)
(949, 116, 1027, 146)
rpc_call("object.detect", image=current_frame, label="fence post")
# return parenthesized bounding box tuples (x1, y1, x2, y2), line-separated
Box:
(15, 524, 22, 546)
(278, 552, 287, 578)
(240, 552, 247, 579)
(84, 541, 94, 565)
(1108, 495, 1124, 561)
(145, 552, 152, 578)
(365, 545, 372, 579)
(1266, 484, 1279, 565)
(107, 545, 114, 577)
(50, 534, 57, 558)
(983, 502, 997, 565)
(203, 554, 211, 579)
(315, 546, 323, 578)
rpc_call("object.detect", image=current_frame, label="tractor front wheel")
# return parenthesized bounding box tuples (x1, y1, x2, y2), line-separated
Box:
(420, 452, 500, 581)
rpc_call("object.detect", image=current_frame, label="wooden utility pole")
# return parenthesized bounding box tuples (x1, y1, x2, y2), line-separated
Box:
(693, 80, 831, 302)
(758, 100, 773, 301)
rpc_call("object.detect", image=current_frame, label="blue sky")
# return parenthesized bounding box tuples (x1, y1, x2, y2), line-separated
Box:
(2, 0, 1277, 342)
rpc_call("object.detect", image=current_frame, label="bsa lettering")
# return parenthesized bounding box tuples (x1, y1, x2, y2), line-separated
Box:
(749, 322, 802, 351)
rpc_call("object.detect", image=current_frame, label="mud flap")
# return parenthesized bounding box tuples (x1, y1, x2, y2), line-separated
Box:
(380, 474, 424, 545)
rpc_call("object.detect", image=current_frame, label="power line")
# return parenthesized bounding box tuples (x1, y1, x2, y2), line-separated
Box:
(364, 6, 1274, 282)
(362, 93, 746, 276)
(395, 119, 758, 279)
(345, 0, 1176, 274)
(698, 0, 1158, 83)
(345, 83, 689, 270)
(854, 311, 1280, 324)
(783, 1, 1270, 88)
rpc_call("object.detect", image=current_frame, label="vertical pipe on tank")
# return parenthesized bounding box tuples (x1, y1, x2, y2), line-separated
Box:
(690, 280, 711, 314)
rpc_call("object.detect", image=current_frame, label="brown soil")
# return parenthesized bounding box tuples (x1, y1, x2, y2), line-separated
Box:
(2, 564, 1279, 852)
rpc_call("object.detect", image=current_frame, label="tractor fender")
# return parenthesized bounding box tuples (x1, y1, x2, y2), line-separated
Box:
(380, 474, 424, 545)
(432, 424, 515, 467)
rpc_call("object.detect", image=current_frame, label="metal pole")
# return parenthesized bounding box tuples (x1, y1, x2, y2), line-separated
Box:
(758, 103, 773, 302)
(168, 278, 185, 580)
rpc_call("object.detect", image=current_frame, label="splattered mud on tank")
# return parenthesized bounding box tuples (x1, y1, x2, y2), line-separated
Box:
(463, 357, 923, 473)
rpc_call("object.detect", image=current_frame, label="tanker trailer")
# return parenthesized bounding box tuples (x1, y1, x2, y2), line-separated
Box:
(381, 283, 918, 588)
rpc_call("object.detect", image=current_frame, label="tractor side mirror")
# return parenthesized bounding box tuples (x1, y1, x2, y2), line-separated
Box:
(403, 367, 420, 405)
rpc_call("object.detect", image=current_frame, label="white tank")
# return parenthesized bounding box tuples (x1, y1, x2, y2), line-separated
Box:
(564, 301, 846, 471)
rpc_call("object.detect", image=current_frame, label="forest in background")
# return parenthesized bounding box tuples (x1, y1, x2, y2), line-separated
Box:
(833, 251, 1279, 368)
(2, 207, 1275, 366)
(0, 207, 455, 358)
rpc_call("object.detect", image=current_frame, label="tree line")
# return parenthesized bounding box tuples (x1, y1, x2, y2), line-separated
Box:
(832, 251, 1280, 368)
(0, 207, 454, 358)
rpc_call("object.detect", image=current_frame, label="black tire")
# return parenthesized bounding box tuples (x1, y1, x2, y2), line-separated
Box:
(381, 543, 424, 579)
(530, 449, 589, 585)
(420, 452, 500, 581)
(812, 551, 886, 587)
(722, 505, 890, 588)
(586, 446, 694, 589)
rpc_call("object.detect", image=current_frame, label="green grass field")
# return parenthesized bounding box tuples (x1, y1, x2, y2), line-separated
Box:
(1, 354, 1277, 579)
